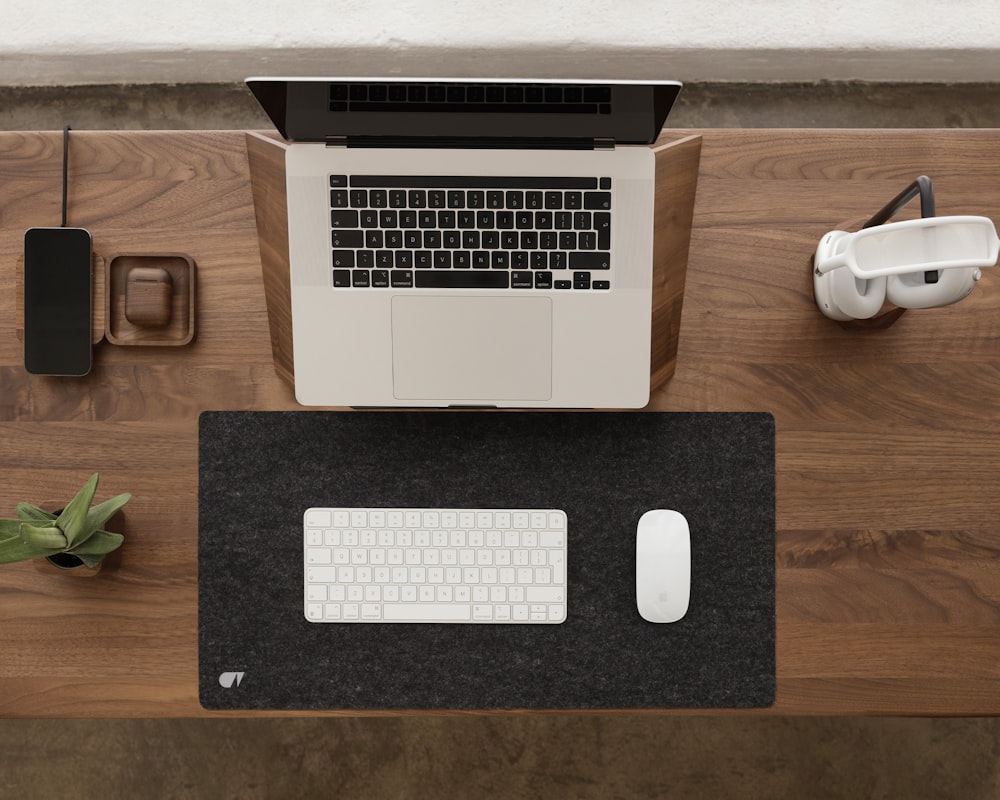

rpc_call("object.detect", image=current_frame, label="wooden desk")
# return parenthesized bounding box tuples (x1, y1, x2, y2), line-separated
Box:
(1, 129, 998, 717)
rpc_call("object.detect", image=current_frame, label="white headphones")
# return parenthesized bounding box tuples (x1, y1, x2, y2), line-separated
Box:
(813, 178, 999, 321)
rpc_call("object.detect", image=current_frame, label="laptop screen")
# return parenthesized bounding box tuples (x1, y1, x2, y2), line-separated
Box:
(247, 78, 681, 145)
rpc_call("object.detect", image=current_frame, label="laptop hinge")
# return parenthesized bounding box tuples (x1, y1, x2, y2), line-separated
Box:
(324, 136, 607, 150)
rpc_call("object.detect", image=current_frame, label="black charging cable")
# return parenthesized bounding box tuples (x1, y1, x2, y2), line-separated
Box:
(61, 124, 71, 227)
(862, 175, 935, 229)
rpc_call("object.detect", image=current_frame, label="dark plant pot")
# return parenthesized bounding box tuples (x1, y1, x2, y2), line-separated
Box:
(47, 552, 89, 569)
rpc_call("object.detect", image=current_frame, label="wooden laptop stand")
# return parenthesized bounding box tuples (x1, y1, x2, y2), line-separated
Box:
(246, 131, 702, 398)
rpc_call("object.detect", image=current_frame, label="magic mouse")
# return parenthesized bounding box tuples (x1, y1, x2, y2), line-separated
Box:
(636, 509, 690, 623)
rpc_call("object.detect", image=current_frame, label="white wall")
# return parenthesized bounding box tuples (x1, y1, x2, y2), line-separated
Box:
(4, 0, 1000, 85)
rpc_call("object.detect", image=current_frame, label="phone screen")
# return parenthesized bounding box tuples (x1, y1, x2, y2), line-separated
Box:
(23, 227, 93, 376)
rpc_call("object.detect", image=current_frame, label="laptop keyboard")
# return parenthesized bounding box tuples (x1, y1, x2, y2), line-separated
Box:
(304, 507, 568, 624)
(330, 175, 612, 291)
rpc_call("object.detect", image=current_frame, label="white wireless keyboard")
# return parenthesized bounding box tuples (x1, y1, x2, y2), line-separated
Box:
(304, 507, 567, 624)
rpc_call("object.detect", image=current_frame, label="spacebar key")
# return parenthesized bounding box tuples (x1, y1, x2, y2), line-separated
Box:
(415, 272, 509, 289)
(383, 604, 473, 621)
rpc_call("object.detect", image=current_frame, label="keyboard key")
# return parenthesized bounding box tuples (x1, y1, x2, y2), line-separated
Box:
(352, 270, 371, 288)
(384, 604, 472, 621)
(511, 271, 534, 288)
(584, 191, 612, 210)
(570, 252, 611, 270)
(527, 587, 564, 603)
(415, 272, 509, 289)
(332, 250, 355, 268)
(331, 230, 364, 248)
(331, 210, 359, 228)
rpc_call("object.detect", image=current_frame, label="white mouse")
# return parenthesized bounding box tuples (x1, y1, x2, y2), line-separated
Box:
(636, 509, 691, 623)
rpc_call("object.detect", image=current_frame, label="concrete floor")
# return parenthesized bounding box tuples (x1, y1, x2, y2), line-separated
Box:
(3, 82, 1000, 799)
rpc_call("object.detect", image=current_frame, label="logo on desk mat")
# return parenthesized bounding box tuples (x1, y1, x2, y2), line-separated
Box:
(218, 671, 245, 688)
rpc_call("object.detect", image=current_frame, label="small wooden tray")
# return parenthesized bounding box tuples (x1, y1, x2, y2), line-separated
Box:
(105, 254, 196, 346)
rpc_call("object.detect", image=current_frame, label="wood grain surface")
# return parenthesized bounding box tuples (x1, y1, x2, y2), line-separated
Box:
(1, 129, 998, 717)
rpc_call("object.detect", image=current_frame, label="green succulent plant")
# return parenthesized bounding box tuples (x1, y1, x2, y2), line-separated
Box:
(0, 473, 131, 568)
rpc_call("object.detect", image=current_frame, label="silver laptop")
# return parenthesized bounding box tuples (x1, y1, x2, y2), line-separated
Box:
(247, 77, 682, 408)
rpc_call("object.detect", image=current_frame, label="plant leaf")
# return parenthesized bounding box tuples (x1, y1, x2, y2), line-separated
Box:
(83, 493, 131, 540)
(0, 518, 30, 537)
(66, 529, 123, 558)
(20, 523, 69, 551)
(56, 473, 99, 547)
(15, 503, 57, 523)
(0, 525, 65, 564)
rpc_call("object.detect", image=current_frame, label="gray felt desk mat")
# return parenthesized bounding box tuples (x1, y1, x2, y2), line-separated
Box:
(198, 411, 775, 710)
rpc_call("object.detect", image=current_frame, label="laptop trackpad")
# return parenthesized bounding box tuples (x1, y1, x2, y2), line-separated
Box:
(392, 295, 552, 402)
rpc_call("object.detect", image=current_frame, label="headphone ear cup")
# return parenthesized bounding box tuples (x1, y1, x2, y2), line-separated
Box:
(886, 268, 980, 309)
(815, 266, 887, 320)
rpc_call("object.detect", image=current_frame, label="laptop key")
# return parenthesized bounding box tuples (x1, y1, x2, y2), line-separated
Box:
(570, 252, 611, 270)
(415, 272, 509, 289)
(352, 270, 371, 288)
(372, 269, 390, 287)
(391, 270, 413, 288)
(584, 192, 612, 210)
(332, 230, 364, 248)
(511, 271, 533, 288)
(595, 212, 611, 249)
(333, 250, 355, 267)
(333, 269, 352, 287)
(331, 210, 359, 228)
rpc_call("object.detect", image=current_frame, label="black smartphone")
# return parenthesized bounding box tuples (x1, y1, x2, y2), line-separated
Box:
(23, 227, 93, 376)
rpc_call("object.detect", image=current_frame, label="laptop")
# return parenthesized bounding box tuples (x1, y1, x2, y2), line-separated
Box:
(246, 77, 682, 408)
